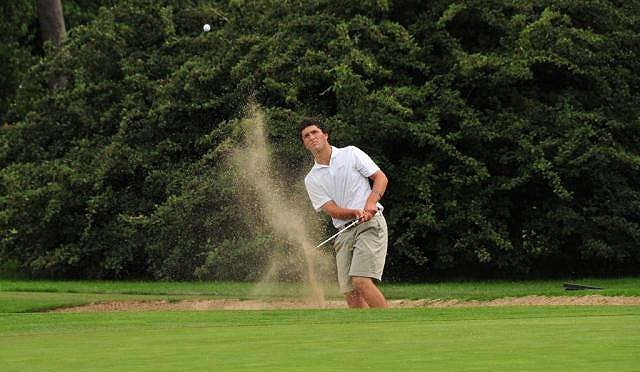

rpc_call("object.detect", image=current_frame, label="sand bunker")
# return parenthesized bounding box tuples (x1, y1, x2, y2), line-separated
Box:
(50, 295, 640, 312)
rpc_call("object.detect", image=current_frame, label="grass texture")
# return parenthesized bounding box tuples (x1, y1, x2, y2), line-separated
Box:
(1, 279, 639, 371)
(2, 277, 640, 313)
(2, 306, 639, 372)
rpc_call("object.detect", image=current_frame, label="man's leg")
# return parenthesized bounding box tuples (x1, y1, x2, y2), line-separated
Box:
(344, 289, 368, 308)
(335, 214, 388, 308)
(352, 276, 387, 308)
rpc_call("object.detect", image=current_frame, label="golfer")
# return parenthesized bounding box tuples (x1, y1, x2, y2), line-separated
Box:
(300, 118, 389, 308)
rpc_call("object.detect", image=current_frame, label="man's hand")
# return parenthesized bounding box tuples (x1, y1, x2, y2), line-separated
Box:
(355, 208, 375, 223)
(364, 201, 378, 218)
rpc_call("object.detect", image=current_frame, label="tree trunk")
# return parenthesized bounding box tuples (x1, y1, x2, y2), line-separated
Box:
(37, 0, 66, 48)
(37, 0, 67, 90)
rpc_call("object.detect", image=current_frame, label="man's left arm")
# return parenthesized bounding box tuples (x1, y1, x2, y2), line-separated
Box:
(364, 169, 388, 218)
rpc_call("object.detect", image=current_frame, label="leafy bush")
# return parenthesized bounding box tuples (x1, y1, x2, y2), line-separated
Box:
(1, 0, 639, 279)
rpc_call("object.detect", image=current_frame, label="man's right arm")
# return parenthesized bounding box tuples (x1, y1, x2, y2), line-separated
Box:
(321, 200, 365, 221)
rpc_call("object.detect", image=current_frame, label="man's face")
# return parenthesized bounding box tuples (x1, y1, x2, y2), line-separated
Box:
(301, 125, 329, 153)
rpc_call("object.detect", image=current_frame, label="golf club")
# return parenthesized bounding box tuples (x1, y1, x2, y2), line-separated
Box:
(315, 211, 381, 249)
(315, 218, 360, 249)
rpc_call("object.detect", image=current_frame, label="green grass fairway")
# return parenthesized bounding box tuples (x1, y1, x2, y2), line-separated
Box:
(2, 306, 639, 372)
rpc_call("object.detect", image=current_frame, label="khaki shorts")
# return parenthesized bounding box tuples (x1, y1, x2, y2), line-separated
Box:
(333, 213, 388, 294)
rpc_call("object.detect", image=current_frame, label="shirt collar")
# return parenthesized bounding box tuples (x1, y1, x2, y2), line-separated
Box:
(312, 146, 337, 169)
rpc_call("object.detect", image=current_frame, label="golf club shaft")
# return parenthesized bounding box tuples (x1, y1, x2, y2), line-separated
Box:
(315, 219, 359, 249)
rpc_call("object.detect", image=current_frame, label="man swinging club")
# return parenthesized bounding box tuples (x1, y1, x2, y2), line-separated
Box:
(300, 118, 389, 308)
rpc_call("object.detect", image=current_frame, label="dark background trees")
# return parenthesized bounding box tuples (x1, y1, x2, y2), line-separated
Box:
(1, 0, 639, 280)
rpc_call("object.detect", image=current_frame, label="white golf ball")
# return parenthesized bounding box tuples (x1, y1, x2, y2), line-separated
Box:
(203, 23, 211, 32)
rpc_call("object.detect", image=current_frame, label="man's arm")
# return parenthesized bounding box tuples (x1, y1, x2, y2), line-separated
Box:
(321, 170, 388, 223)
(364, 170, 388, 217)
(320, 200, 364, 221)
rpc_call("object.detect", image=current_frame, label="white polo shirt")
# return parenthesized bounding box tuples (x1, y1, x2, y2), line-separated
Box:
(304, 145, 383, 228)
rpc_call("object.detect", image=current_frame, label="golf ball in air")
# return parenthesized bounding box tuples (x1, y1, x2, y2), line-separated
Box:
(203, 24, 211, 32)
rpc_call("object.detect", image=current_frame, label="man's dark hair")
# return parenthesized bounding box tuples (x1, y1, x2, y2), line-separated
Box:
(298, 117, 328, 141)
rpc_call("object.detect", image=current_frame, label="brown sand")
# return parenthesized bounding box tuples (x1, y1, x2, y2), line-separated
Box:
(230, 105, 331, 305)
(50, 295, 640, 312)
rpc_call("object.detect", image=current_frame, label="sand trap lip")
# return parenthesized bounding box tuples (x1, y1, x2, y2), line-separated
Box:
(49, 295, 640, 312)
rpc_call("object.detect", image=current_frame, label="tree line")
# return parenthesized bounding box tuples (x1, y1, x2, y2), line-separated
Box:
(1, 0, 639, 280)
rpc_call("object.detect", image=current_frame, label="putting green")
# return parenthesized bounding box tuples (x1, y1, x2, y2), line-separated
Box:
(2, 306, 639, 372)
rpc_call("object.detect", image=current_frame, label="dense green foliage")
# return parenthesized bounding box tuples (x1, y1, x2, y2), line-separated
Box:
(0, 1, 116, 123)
(1, 0, 639, 280)
(0, 1, 37, 122)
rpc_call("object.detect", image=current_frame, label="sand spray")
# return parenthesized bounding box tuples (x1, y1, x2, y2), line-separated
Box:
(229, 105, 332, 305)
